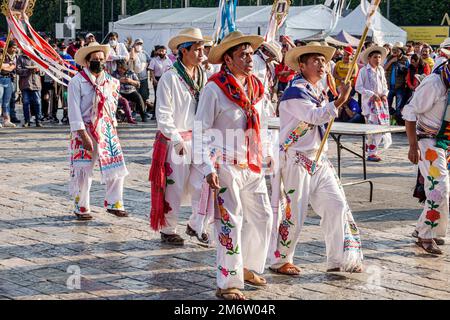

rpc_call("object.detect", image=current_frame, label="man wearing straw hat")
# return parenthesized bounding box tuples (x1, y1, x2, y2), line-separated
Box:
(195, 30, 273, 300)
(356, 45, 391, 162)
(149, 28, 209, 246)
(68, 42, 129, 221)
(268, 42, 363, 276)
(202, 36, 220, 79)
(402, 48, 450, 255)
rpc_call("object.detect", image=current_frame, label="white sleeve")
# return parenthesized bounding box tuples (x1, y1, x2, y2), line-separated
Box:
(149, 59, 156, 71)
(381, 67, 389, 96)
(194, 85, 220, 176)
(155, 74, 182, 143)
(282, 97, 338, 126)
(67, 78, 85, 132)
(355, 68, 375, 98)
(402, 76, 440, 122)
(110, 43, 130, 61)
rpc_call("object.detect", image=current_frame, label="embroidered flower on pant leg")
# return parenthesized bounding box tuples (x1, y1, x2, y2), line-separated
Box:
(217, 187, 239, 255)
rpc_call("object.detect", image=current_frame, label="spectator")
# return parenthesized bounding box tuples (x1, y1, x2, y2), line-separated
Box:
(405, 41, 415, 56)
(336, 97, 364, 123)
(7, 41, 20, 124)
(105, 32, 130, 73)
(168, 48, 178, 63)
(434, 37, 450, 72)
(384, 42, 410, 125)
(40, 71, 58, 123)
(334, 45, 359, 89)
(128, 38, 152, 116)
(294, 39, 307, 47)
(275, 42, 295, 96)
(421, 45, 435, 71)
(149, 45, 172, 112)
(67, 37, 84, 58)
(58, 42, 76, 124)
(112, 60, 147, 123)
(383, 43, 392, 59)
(0, 40, 18, 127)
(16, 52, 43, 127)
(406, 54, 431, 92)
(84, 33, 96, 46)
(413, 41, 423, 55)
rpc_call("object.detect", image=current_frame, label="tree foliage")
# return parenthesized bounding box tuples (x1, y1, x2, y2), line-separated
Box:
(0, 0, 448, 37)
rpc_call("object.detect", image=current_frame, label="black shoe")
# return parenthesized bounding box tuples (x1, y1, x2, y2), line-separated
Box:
(141, 115, 148, 123)
(23, 122, 31, 128)
(11, 118, 21, 124)
(61, 117, 69, 125)
(36, 122, 44, 128)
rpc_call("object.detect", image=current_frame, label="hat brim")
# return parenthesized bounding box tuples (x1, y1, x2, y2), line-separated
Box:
(168, 35, 205, 52)
(74, 44, 110, 67)
(285, 46, 336, 72)
(208, 35, 264, 65)
(262, 42, 283, 63)
(361, 46, 388, 64)
(441, 48, 450, 58)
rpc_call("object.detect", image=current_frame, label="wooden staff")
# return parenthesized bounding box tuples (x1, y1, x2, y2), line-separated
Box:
(312, 0, 381, 171)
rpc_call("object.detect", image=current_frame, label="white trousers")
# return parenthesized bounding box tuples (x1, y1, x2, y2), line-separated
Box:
(162, 140, 207, 235)
(416, 139, 449, 239)
(215, 164, 272, 289)
(73, 140, 125, 214)
(269, 154, 363, 270)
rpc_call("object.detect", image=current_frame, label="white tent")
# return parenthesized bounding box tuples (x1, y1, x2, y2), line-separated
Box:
(113, 5, 335, 52)
(332, 4, 407, 45)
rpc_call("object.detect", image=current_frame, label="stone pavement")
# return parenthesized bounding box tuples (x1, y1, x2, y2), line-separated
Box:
(0, 121, 449, 300)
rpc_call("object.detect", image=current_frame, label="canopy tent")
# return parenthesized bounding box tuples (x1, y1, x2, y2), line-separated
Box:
(332, 3, 407, 45)
(113, 5, 338, 52)
(302, 35, 349, 47)
(333, 30, 360, 47)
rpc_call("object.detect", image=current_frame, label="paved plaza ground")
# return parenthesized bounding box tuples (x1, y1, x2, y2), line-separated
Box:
(0, 120, 449, 300)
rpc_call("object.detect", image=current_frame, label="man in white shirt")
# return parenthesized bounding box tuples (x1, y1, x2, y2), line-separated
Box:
(105, 32, 130, 73)
(196, 31, 274, 300)
(68, 42, 129, 221)
(129, 38, 152, 115)
(402, 56, 450, 255)
(269, 42, 363, 276)
(149, 28, 207, 246)
(149, 45, 173, 114)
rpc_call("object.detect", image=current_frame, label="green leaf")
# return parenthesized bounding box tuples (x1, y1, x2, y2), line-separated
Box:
(424, 221, 432, 225)
(287, 220, 295, 226)
(226, 251, 234, 255)
(227, 222, 235, 228)
(219, 187, 227, 194)
(427, 200, 432, 205)
(234, 245, 239, 253)
(427, 176, 433, 181)
(287, 189, 295, 194)
(286, 240, 292, 246)
(166, 179, 175, 185)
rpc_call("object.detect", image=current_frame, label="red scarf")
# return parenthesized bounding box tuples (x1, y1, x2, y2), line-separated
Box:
(209, 66, 264, 173)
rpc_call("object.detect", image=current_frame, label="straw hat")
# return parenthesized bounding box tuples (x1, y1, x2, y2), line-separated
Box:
(393, 41, 406, 54)
(361, 46, 388, 64)
(168, 27, 205, 52)
(285, 41, 336, 72)
(440, 37, 450, 49)
(203, 35, 214, 47)
(261, 41, 283, 63)
(74, 42, 110, 67)
(208, 30, 264, 65)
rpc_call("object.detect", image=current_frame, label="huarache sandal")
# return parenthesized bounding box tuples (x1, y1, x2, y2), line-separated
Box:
(160, 232, 185, 246)
(185, 224, 210, 244)
(416, 238, 443, 255)
(411, 230, 445, 245)
(75, 213, 93, 221)
(107, 209, 129, 217)
(216, 288, 246, 300)
(269, 262, 301, 276)
(244, 268, 267, 287)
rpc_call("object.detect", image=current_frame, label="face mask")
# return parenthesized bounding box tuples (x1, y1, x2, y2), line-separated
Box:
(88, 61, 104, 74)
(109, 40, 118, 47)
(159, 54, 166, 59)
(135, 45, 143, 52)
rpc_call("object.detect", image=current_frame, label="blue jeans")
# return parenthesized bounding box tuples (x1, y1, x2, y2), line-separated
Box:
(387, 88, 406, 119)
(22, 89, 42, 124)
(0, 76, 13, 118)
(9, 80, 17, 120)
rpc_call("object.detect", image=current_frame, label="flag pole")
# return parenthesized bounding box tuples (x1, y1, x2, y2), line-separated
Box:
(312, 0, 381, 171)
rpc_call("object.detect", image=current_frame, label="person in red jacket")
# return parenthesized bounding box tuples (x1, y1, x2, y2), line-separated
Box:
(275, 43, 296, 96)
(406, 54, 431, 91)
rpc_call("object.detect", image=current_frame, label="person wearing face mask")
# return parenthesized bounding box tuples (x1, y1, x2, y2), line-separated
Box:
(129, 39, 152, 117)
(68, 42, 129, 221)
(105, 32, 130, 74)
(149, 28, 208, 246)
(149, 45, 173, 114)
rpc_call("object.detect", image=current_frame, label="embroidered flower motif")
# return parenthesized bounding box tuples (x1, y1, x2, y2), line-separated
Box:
(425, 149, 438, 162)
(114, 201, 123, 209)
(428, 189, 443, 204)
(218, 265, 237, 277)
(274, 250, 281, 258)
(426, 209, 441, 223)
(429, 165, 440, 179)
(79, 207, 87, 213)
(278, 189, 295, 249)
(104, 200, 108, 207)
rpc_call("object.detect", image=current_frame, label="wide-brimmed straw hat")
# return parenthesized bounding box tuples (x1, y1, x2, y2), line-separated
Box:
(261, 41, 283, 63)
(208, 30, 264, 65)
(361, 46, 388, 64)
(168, 27, 205, 52)
(285, 41, 336, 72)
(203, 35, 214, 47)
(74, 42, 110, 67)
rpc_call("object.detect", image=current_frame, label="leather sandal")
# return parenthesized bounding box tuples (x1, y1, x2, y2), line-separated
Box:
(185, 224, 210, 244)
(416, 238, 443, 255)
(244, 268, 267, 286)
(216, 288, 246, 300)
(75, 213, 93, 221)
(107, 209, 129, 217)
(160, 232, 185, 246)
(269, 262, 301, 276)
(412, 230, 445, 245)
